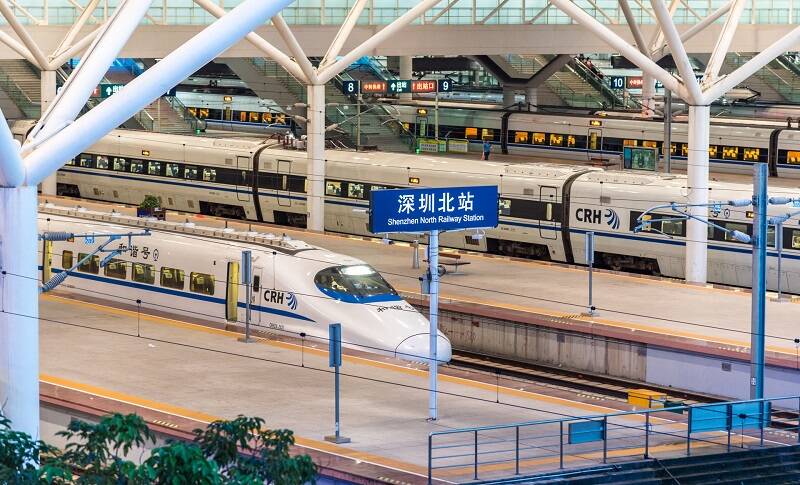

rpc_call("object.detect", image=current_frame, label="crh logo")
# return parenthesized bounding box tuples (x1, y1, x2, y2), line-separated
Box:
(575, 207, 620, 230)
(264, 290, 298, 310)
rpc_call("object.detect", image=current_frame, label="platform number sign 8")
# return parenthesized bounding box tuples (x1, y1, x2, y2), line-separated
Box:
(437, 79, 453, 93)
(341, 80, 359, 95)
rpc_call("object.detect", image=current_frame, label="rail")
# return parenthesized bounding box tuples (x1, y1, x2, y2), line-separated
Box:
(427, 394, 800, 483)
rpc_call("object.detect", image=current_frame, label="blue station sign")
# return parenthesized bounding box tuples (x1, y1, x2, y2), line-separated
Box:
(369, 185, 499, 234)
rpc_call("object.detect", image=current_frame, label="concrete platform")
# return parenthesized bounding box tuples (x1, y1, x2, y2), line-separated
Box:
(41, 293, 727, 482)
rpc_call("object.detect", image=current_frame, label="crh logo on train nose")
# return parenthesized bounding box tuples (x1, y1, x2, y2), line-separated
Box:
(575, 208, 620, 230)
(264, 290, 298, 310)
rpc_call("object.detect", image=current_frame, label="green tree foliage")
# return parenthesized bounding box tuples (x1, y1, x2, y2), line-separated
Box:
(0, 412, 316, 484)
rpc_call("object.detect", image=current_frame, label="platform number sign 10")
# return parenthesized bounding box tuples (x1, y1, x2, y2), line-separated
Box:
(609, 76, 625, 90)
(341, 80, 359, 95)
(437, 79, 453, 93)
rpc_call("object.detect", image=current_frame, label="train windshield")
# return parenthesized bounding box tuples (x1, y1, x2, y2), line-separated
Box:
(314, 265, 400, 304)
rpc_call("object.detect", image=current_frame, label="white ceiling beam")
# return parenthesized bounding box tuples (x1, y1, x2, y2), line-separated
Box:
(192, 0, 308, 84)
(271, 14, 319, 84)
(619, 0, 649, 55)
(650, 0, 703, 103)
(0, 108, 23, 186)
(0, 30, 37, 65)
(702, 0, 745, 84)
(649, 0, 680, 55)
(317, 0, 441, 85)
(53, 0, 100, 61)
(0, 1, 49, 69)
(651, 1, 732, 59)
(48, 26, 102, 70)
(320, 0, 368, 68)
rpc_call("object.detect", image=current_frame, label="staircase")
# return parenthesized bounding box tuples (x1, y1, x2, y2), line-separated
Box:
(720, 53, 793, 102)
(0, 59, 41, 117)
(510, 54, 612, 109)
(524, 445, 800, 484)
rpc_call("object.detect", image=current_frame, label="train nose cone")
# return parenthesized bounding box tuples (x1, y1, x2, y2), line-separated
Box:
(394, 334, 452, 363)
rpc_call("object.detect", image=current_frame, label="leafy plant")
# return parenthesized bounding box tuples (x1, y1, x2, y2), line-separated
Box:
(138, 195, 161, 210)
(0, 412, 316, 484)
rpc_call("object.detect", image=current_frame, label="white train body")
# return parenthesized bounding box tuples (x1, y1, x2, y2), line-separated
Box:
(39, 207, 451, 362)
(15, 122, 800, 294)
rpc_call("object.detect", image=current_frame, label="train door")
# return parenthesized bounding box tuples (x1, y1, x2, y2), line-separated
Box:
(236, 156, 251, 202)
(42, 240, 52, 283)
(588, 128, 603, 161)
(277, 159, 291, 207)
(539, 186, 558, 239)
(224, 106, 232, 121)
(252, 266, 263, 325)
(225, 261, 240, 322)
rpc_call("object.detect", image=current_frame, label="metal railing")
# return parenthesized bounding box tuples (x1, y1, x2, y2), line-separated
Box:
(8, 2, 800, 26)
(165, 94, 202, 132)
(428, 394, 800, 484)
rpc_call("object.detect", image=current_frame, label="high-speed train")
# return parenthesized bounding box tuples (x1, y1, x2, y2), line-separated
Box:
(15, 122, 800, 293)
(38, 204, 452, 363)
(386, 101, 800, 178)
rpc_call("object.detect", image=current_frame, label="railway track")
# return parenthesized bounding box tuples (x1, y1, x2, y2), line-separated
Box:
(449, 350, 800, 430)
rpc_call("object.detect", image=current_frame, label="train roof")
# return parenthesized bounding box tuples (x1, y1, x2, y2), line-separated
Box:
(40, 204, 363, 265)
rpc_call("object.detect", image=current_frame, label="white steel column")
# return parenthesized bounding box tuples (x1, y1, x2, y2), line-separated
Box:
(399, 55, 412, 100)
(685, 105, 710, 283)
(641, 74, 656, 117)
(307, 84, 326, 232)
(0, 186, 39, 439)
(39, 70, 57, 194)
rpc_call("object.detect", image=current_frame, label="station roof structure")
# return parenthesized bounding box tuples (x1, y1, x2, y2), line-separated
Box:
(0, 1, 798, 57)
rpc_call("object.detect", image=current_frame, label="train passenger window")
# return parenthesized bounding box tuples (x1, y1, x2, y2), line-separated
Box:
(275, 113, 286, 124)
(132, 262, 155, 284)
(78, 153, 94, 168)
(708, 146, 719, 158)
(514, 131, 529, 143)
(549, 134, 563, 147)
(130, 160, 145, 173)
(325, 181, 342, 196)
(62, 250, 73, 269)
(203, 168, 217, 182)
(184, 165, 198, 180)
(370, 185, 388, 193)
(464, 127, 478, 139)
(533, 132, 546, 145)
(238, 111, 247, 122)
(681, 144, 688, 157)
(481, 129, 494, 140)
(791, 230, 800, 249)
(190, 272, 215, 295)
(661, 220, 683, 236)
(104, 259, 128, 279)
(66, 157, 75, 166)
(148, 161, 162, 176)
(262, 112, 272, 124)
(743, 148, 760, 161)
(347, 183, 365, 199)
(670, 143, 678, 155)
(249, 112, 260, 123)
(642, 140, 658, 149)
(112, 157, 128, 172)
(567, 135, 577, 148)
(77, 253, 99, 274)
(96, 156, 109, 170)
(160, 267, 185, 289)
(165, 163, 181, 177)
(722, 146, 739, 160)
(724, 222, 748, 242)
(287, 175, 306, 192)
(788, 151, 800, 164)
(198, 108, 209, 119)
(767, 225, 776, 248)
(498, 198, 511, 216)
(623, 139, 637, 147)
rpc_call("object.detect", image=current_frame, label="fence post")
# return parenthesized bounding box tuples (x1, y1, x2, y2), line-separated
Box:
(760, 400, 765, 447)
(515, 426, 520, 475)
(644, 413, 650, 459)
(602, 416, 608, 464)
(474, 429, 479, 481)
(686, 408, 692, 456)
(559, 421, 564, 469)
(428, 434, 433, 485)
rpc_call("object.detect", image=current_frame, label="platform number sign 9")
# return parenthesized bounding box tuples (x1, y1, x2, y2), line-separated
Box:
(341, 80, 359, 95)
(437, 79, 453, 93)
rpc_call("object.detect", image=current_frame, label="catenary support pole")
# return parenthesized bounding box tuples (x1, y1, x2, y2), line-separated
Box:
(750, 162, 767, 400)
(429, 230, 440, 421)
(685, 105, 710, 283)
(39, 70, 57, 195)
(307, 84, 326, 232)
(663, 88, 672, 172)
(0, 186, 39, 439)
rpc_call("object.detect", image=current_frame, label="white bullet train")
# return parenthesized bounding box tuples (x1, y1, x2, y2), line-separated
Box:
(38, 204, 452, 363)
(386, 101, 800, 178)
(15, 122, 800, 294)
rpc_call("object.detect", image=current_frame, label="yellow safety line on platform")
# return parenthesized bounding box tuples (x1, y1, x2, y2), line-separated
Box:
(42, 294, 632, 417)
(395, 287, 796, 357)
(40, 373, 433, 479)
